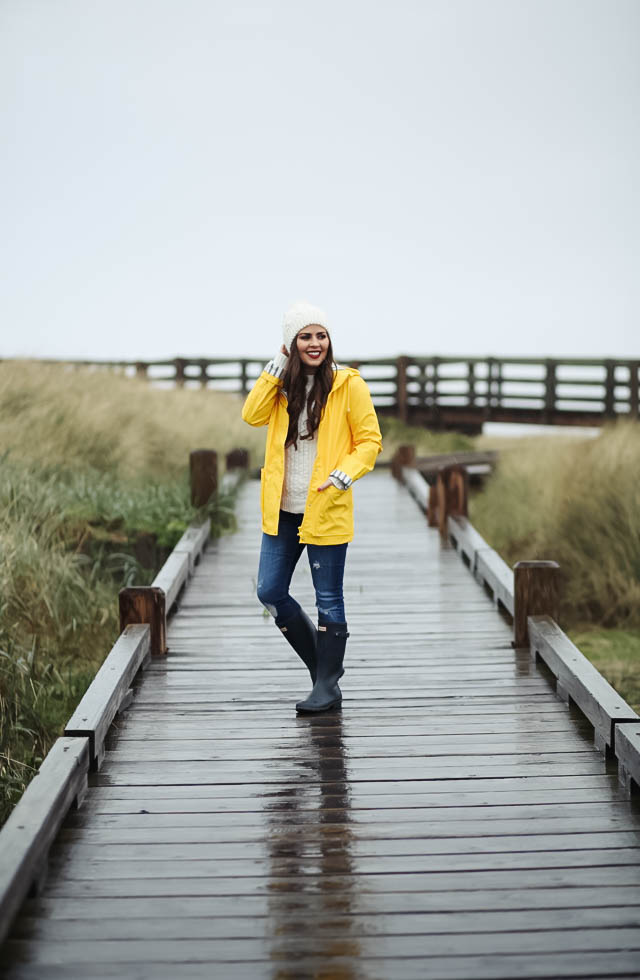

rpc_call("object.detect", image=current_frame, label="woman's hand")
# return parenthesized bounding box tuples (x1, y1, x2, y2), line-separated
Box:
(317, 479, 332, 492)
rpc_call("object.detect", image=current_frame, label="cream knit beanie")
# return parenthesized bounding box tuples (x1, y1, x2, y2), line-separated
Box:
(282, 301, 330, 353)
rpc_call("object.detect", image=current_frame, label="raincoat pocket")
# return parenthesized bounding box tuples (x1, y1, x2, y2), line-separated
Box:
(317, 484, 351, 535)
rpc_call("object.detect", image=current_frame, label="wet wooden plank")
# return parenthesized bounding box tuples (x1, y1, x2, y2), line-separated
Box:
(43, 849, 640, 881)
(3, 927, 640, 965)
(9, 904, 640, 942)
(17, 885, 640, 918)
(2, 955, 640, 980)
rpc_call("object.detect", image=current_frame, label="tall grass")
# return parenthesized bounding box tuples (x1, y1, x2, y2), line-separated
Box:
(0, 360, 265, 477)
(0, 360, 262, 825)
(378, 416, 474, 460)
(470, 420, 640, 628)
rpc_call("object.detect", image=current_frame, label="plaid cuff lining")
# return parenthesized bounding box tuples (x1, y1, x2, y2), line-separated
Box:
(330, 468, 353, 489)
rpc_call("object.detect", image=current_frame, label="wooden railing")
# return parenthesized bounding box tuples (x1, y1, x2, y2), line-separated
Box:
(11, 355, 640, 431)
(392, 446, 640, 797)
(0, 449, 248, 945)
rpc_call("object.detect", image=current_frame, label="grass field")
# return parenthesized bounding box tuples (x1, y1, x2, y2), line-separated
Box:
(0, 361, 265, 825)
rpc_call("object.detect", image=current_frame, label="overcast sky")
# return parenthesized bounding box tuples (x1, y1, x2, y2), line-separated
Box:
(1, 0, 638, 362)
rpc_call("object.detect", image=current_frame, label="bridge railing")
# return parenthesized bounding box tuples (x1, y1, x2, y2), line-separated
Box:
(392, 446, 640, 799)
(8, 354, 638, 429)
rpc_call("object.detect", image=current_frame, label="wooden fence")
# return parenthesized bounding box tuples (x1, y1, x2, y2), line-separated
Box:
(11, 354, 640, 432)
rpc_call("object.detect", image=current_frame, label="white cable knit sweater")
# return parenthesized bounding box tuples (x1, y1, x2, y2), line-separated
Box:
(262, 351, 350, 513)
(281, 375, 316, 513)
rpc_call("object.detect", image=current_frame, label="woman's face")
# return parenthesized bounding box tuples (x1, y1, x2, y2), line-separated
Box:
(296, 325, 330, 369)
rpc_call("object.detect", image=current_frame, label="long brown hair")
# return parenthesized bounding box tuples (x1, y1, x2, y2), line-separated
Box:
(282, 337, 335, 449)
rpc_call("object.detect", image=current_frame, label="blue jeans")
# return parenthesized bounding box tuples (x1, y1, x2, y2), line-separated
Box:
(257, 510, 348, 625)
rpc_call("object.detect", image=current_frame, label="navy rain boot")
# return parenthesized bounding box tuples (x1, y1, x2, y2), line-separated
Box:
(278, 608, 318, 683)
(296, 622, 349, 713)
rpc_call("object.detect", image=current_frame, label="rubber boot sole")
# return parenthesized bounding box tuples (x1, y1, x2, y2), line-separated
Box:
(296, 696, 342, 714)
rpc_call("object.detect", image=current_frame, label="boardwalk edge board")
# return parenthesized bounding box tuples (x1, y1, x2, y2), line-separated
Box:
(397, 460, 640, 798)
(169, 523, 207, 575)
(527, 616, 639, 754)
(64, 624, 151, 771)
(0, 737, 90, 947)
(448, 516, 515, 617)
(0, 511, 213, 946)
(400, 465, 429, 512)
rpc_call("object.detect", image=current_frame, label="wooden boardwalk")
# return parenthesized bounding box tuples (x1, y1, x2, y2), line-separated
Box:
(2, 473, 640, 978)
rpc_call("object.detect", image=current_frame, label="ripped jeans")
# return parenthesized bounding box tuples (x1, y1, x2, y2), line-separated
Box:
(256, 510, 348, 625)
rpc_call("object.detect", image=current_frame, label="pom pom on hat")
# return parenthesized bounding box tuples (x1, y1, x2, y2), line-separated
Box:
(282, 301, 330, 353)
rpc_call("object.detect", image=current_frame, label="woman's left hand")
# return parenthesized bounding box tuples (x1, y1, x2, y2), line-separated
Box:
(317, 479, 332, 491)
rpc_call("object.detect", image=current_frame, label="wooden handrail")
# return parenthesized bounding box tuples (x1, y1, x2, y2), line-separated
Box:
(4, 355, 638, 431)
(393, 453, 640, 796)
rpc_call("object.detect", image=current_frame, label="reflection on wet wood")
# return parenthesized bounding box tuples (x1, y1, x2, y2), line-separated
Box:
(2, 474, 640, 978)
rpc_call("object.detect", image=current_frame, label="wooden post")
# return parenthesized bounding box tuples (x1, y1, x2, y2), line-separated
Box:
(199, 359, 209, 388)
(604, 359, 615, 418)
(494, 359, 503, 414)
(427, 482, 438, 527)
(513, 560, 560, 648)
(175, 358, 186, 388)
(190, 450, 218, 507)
(418, 364, 427, 410)
(239, 360, 248, 396)
(630, 360, 639, 419)
(396, 355, 409, 423)
(119, 587, 167, 656)
(135, 361, 147, 380)
(544, 360, 556, 423)
(436, 464, 469, 537)
(430, 357, 440, 424)
(226, 448, 250, 470)
(467, 360, 476, 407)
(391, 444, 415, 481)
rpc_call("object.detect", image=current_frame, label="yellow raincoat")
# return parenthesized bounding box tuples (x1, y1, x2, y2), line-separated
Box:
(242, 365, 382, 544)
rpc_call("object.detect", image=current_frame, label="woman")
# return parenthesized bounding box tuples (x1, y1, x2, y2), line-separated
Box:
(242, 300, 382, 713)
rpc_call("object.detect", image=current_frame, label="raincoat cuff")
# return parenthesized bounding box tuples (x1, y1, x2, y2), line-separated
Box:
(264, 351, 288, 378)
(329, 469, 352, 490)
